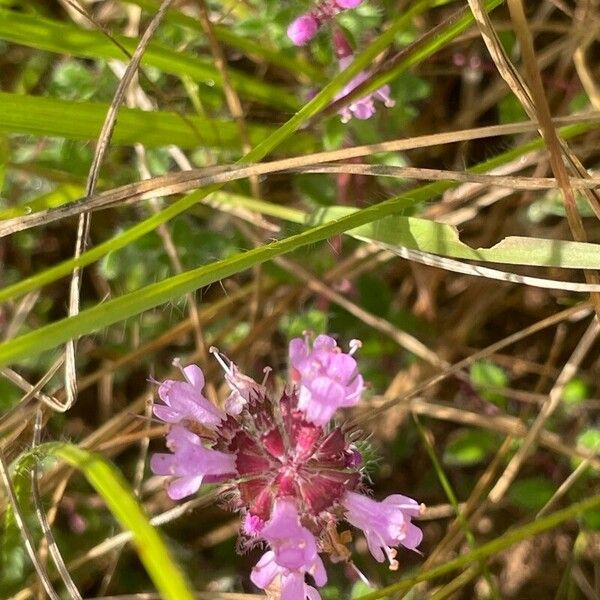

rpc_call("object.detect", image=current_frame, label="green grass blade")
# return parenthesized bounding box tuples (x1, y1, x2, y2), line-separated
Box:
(0, 93, 312, 150)
(15, 443, 195, 600)
(0, 9, 299, 110)
(344, 0, 504, 105)
(212, 179, 600, 270)
(0, 194, 414, 366)
(244, 0, 439, 162)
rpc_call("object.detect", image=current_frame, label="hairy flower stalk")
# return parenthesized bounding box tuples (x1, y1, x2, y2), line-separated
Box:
(151, 334, 423, 599)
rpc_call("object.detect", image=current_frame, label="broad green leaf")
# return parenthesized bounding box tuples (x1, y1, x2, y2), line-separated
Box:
(279, 309, 329, 339)
(508, 477, 555, 512)
(443, 429, 501, 467)
(14, 443, 195, 600)
(314, 206, 600, 270)
(571, 428, 600, 473)
(0, 9, 299, 110)
(561, 378, 589, 407)
(469, 360, 508, 407)
(581, 507, 600, 531)
(0, 93, 312, 151)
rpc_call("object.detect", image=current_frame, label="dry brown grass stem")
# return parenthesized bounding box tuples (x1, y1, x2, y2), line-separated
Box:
(3, 114, 598, 237)
(401, 397, 600, 469)
(468, 0, 600, 318)
(354, 303, 593, 426)
(488, 317, 600, 502)
(298, 164, 600, 190)
(63, 0, 176, 415)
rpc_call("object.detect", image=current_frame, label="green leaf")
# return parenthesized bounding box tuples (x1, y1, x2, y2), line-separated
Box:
(561, 378, 589, 407)
(0, 9, 299, 110)
(508, 477, 555, 512)
(0, 93, 312, 151)
(279, 309, 329, 339)
(443, 429, 500, 467)
(570, 428, 600, 473)
(581, 507, 600, 531)
(469, 360, 508, 407)
(49, 61, 97, 101)
(14, 443, 195, 600)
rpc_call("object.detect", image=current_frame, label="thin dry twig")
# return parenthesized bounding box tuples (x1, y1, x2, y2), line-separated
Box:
(468, 0, 600, 317)
(3, 115, 598, 237)
(355, 303, 593, 426)
(488, 318, 600, 502)
(63, 0, 175, 413)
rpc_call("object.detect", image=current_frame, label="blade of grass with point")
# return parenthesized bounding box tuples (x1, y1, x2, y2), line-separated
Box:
(13, 443, 195, 600)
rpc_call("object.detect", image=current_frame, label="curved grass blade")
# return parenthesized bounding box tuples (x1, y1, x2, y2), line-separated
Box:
(0, 120, 595, 305)
(14, 443, 195, 600)
(0, 194, 414, 366)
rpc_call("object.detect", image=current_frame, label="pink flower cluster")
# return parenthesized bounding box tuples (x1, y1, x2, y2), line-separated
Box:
(151, 335, 423, 599)
(287, 1, 395, 122)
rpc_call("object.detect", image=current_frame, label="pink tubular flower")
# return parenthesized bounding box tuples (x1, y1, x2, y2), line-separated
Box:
(261, 499, 323, 571)
(335, 55, 395, 123)
(341, 491, 423, 569)
(287, 0, 364, 46)
(154, 363, 224, 429)
(150, 426, 236, 500)
(289, 335, 364, 425)
(251, 499, 327, 599)
(287, 14, 319, 46)
(334, 0, 363, 7)
(251, 550, 325, 600)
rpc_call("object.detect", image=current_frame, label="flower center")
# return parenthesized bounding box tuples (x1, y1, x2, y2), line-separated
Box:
(221, 390, 361, 524)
